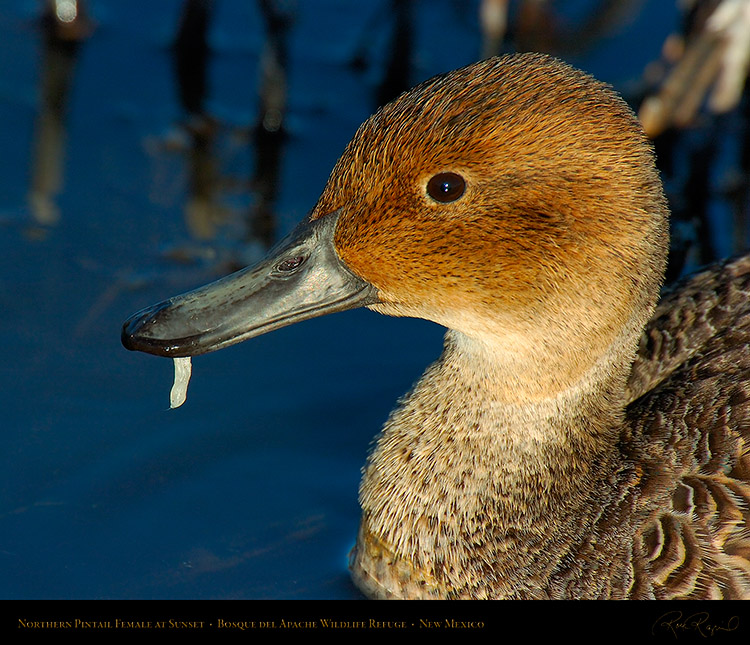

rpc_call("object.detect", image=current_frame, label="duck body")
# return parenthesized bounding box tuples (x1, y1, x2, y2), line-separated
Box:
(122, 53, 750, 599)
(353, 254, 750, 599)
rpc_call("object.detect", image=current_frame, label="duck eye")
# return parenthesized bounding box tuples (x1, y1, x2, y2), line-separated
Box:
(426, 172, 466, 203)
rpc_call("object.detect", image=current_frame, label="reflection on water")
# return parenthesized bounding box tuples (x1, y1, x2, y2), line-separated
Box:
(28, 1, 92, 227)
(174, 0, 211, 117)
(160, 0, 291, 260)
(637, 1, 750, 273)
(2, 0, 749, 600)
(156, 0, 295, 262)
(249, 0, 294, 247)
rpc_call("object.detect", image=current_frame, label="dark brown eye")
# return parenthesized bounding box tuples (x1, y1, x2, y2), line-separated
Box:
(426, 172, 466, 203)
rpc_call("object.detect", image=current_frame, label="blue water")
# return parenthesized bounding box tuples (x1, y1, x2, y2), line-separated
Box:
(0, 0, 712, 600)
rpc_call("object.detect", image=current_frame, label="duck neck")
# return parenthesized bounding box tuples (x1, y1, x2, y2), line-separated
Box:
(351, 329, 633, 599)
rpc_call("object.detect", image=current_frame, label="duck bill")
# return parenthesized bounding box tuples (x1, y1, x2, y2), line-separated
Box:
(121, 211, 377, 357)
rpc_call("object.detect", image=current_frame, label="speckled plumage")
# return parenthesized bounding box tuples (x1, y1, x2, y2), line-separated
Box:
(624, 255, 750, 599)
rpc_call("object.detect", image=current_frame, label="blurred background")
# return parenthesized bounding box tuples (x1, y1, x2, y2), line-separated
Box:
(1, 0, 748, 599)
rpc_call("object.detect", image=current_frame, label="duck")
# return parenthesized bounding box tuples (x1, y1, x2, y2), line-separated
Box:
(122, 52, 750, 599)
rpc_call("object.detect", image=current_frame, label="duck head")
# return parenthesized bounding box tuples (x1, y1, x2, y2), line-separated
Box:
(123, 53, 668, 401)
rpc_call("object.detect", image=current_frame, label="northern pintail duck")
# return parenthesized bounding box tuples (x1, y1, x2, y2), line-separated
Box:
(122, 53, 750, 599)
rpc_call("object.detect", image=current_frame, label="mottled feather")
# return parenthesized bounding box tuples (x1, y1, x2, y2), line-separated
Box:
(624, 254, 750, 598)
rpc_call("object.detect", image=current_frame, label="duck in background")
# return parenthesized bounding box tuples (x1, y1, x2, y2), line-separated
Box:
(122, 53, 750, 599)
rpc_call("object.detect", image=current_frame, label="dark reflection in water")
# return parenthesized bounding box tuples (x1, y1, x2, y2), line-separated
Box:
(174, 0, 212, 117)
(28, 1, 92, 229)
(1, 0, 748, 601)
(173, 0, 227, 245)
(166, 0, 294, 259)
(375, 0, 414, 108)
(249, 0, 294, 248)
